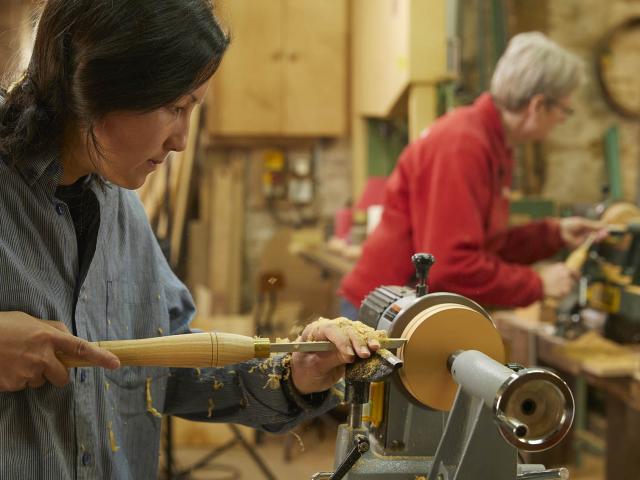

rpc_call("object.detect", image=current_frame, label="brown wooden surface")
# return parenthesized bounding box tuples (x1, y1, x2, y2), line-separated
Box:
(297, 245, 356, 277)
(207, 0, 282, 136)
(207, 0, 347, 137)
(605, 394, 640, 480)
(282, 0, 347, 136)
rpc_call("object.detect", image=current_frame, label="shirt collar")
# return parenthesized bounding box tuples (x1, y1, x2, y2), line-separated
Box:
(16, 149, 63, 188)
(474, 92, 507, 147)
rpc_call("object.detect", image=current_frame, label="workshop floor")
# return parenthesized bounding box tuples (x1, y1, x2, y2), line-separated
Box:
(161, 424, 605, 480)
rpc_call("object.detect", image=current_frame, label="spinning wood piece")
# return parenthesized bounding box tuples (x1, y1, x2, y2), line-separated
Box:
(397, 303, 506, 411)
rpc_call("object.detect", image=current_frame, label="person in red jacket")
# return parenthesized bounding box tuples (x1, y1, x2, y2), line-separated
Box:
(340, 32, 606, 315)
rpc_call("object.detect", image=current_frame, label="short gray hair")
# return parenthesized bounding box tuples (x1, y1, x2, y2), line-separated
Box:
(490, 32, 583, 111)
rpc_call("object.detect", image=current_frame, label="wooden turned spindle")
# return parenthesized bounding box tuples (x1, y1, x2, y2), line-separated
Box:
(59, 332, 266, 369)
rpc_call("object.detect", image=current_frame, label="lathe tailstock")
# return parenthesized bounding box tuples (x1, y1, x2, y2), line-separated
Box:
(313, 254, 574, 480)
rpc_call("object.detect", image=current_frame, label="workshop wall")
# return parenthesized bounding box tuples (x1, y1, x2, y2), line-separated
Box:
(514, 0, 640, 207)
(242, 139, 352, 319)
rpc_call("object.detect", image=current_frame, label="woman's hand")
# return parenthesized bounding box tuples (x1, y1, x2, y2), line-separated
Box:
(290, 317, 384, 395)
(0, 311, 120, 392)
(559, 217, 607, 249)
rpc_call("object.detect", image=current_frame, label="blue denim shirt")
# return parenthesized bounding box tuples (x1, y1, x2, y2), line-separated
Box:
(0, 153, 338, 479)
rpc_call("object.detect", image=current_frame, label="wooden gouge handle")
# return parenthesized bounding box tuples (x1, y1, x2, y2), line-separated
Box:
(59, 332, 267, 369)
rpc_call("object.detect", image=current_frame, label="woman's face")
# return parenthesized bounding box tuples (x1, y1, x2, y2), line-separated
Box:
(89, 81, 209, 189)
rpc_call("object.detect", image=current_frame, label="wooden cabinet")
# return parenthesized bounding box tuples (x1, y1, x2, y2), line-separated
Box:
(350, 0, 450, 197)
(207, 0, 347, 137)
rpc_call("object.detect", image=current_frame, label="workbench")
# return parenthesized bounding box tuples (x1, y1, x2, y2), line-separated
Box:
(493, 308, 640, 480)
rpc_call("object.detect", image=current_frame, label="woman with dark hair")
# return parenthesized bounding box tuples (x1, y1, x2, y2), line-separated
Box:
(0, 1, 378, 477)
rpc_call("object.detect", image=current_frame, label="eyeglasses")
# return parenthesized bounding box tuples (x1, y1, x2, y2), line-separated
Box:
(546, 99, 575, 116)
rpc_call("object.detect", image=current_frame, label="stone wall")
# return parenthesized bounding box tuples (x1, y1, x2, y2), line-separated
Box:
(514, 0, 640, 206)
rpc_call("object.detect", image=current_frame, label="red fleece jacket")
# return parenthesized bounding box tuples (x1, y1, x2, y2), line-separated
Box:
(340, 93, 565, 308)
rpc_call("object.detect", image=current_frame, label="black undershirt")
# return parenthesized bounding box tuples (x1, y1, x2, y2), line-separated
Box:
(55, 176, 100, 313)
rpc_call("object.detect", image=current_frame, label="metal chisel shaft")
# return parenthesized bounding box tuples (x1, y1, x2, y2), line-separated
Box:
(269, 338, 406, 353)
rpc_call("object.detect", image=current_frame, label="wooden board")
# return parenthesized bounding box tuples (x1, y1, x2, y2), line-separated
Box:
(170, 105, 202, 267)
(207, 150, 245, 314)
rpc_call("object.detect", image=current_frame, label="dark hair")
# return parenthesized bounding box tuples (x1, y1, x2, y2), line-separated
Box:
(0, 0, 229, 165)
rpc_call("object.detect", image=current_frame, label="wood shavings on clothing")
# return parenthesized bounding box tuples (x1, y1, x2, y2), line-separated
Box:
(145, 377, 162, 418)
(107, 421, 120, 453)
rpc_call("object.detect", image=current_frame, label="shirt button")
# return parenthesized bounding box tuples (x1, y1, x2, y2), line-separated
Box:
(55, 203, 65, 215)
(81, 451, 92, 466)
(80, 370, 87, 383)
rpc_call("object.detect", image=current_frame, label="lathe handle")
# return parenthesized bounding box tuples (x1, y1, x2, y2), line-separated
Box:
(58, 332, 258, 368)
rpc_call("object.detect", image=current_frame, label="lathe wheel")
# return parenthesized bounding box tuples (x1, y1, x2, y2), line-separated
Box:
(397, 302, 506, 411)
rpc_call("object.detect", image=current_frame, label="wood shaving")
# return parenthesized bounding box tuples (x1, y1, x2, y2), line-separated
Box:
(289, 430, 305, 452)
(104, 381, 110, 391)
(275, 337, 290, 343)
(264, 372, 281, 390)
(258, 357, 274, 374)
(281, 354, 292, 382)
(415, 476, 427, 480)
(157, 327, 164, 335)
(212, 379, 223, 390)
(248, 365, 258, 374)
(145, 377, 162, 418)
(107, 421, 120, 453)
(195, 368, 201, 376)
(308, 317, 387, 344)
(289, 324, 304, 338)
(207, 398, 215, 418)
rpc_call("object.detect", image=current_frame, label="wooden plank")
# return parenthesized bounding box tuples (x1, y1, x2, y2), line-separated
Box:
(186, 220, 209, 289)
(170, 104, 202, 267)
(209, 151, 233, 313)
(207, 151, 245, 314)
(227, 151, 246, 313)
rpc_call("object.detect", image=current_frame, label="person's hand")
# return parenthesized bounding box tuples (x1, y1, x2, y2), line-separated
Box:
(290, 317, 383, 395)
(539, 263, 575, 299)
(0, 311, 120, 392)
(559, 217, 607, 249)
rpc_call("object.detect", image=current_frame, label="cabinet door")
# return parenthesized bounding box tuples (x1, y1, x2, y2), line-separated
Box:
(282, 0, 347, 136)
(207, 0, 284, 136)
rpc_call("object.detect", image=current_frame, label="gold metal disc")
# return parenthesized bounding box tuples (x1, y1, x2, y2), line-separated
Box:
(397, 303, 506, 411)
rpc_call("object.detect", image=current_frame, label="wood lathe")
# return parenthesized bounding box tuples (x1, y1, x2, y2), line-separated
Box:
(313, 254, 574, 480)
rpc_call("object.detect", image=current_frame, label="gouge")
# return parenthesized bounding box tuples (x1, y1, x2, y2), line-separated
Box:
(58, 332, 406, 369)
